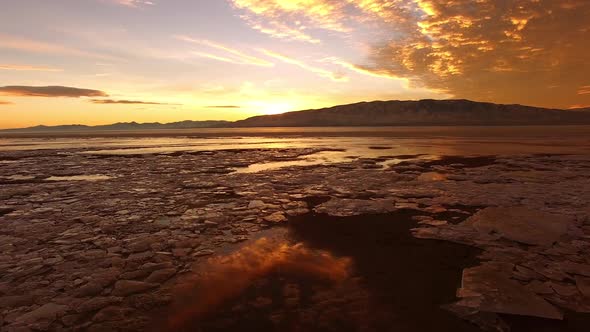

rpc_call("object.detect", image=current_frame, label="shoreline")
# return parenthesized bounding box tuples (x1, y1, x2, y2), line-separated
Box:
(2, 125, 590, 139)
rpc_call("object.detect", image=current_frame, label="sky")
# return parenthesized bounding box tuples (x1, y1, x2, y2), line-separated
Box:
(0, 0, 589, 128)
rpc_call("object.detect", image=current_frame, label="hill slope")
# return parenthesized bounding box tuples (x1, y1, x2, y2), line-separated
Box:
(234, 99, 590, 127)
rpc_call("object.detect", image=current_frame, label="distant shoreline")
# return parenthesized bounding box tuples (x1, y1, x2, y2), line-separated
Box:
(3, 99, 590, 134)
(2, 125, 590, 139)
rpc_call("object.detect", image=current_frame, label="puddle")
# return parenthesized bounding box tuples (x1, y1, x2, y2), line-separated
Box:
(163, 234, 353, 331)
(417, 172, 448, 181)
(153, 211, 482, 332)
(45, 175, 113, 181)
(3, 175, 35, 180)
(235, 150, 350, 173)
(236, 152, 435, 174)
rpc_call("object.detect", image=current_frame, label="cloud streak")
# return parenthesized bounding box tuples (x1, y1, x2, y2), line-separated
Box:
(259, 49, 347, 82)
(0, 86, 108, 98)
(328, 58, 405, 81)
(176, 35, 273, 67)
(0, 64, 63, 72)
(107, 0, 154, 7)
(90, 99, 180, 105)
(0, 34, 118, 60)
(205, 105, 241, 109)
(0, 100, 13, 105)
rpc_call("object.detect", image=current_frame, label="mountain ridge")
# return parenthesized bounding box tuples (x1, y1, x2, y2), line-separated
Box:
(232, 99, 590, 127)
(3, 99, 590, 132)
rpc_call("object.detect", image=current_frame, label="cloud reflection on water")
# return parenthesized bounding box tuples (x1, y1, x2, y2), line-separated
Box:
(165, 237, 352, 331)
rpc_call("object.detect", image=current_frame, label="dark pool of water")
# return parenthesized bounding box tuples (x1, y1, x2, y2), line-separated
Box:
(152, 209, 483, 332)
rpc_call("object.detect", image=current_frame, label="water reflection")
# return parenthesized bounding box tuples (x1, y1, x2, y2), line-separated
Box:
(417, 172, 448, 181)
(235, 150, 348, 173)
(2, 127, 590, 158)
(3, 175, 35, 180)
(156, 211, 483, 332)
(45, 174, 112, 181)
(164, 237, 352, 331)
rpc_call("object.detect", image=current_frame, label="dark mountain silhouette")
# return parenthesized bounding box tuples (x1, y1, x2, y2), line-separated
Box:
(0, 120, 230, 132)
(233, 99, 590, 127)
(3, 100, 590, 132)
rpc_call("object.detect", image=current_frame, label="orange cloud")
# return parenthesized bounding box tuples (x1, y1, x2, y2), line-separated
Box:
(0, 86, 108, 98)
(0, 100, 13, 105)
(361, 0, 590, 108)
(237, 1, 590, 107)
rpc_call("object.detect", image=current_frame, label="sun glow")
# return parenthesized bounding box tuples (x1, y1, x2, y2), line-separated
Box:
(253, 101, 295, 115)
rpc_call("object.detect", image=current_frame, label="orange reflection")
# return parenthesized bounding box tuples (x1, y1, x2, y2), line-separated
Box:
(166, 238, 352, 330)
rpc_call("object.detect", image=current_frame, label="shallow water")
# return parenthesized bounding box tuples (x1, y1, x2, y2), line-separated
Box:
(155, 211, 482, 332)
(2, 126, 590, 155)
(45, 175, 113, 181)
(2, 126, 590, 174)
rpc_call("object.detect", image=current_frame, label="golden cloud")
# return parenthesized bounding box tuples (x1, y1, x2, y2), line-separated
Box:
(232, 0, 590, 108)
(0, 86, 108, 98)
(362, 0, 590, 108)
(229, 0, 356, 43)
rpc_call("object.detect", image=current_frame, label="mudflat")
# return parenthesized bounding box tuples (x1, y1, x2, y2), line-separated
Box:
(1, 127, 590, 331)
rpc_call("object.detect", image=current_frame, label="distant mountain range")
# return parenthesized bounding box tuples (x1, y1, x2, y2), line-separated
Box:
(3, 99, 590, 132)
(0, 120, 230, 132)
(233, 99, 590, 127)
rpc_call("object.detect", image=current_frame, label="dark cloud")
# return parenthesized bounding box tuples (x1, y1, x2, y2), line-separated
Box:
(0, 86, 108, 98)
(205, 105, 241, 108)
(90, 99, 181, 105)
(362, 0, 590, 108)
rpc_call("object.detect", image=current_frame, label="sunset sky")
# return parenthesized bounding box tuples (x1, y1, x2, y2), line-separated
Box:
(1, 0, 589, 128)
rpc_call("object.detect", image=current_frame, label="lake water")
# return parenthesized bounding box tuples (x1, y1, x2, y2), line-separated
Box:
(0, 126, 590, 156)
(1, 126, 589, 173)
